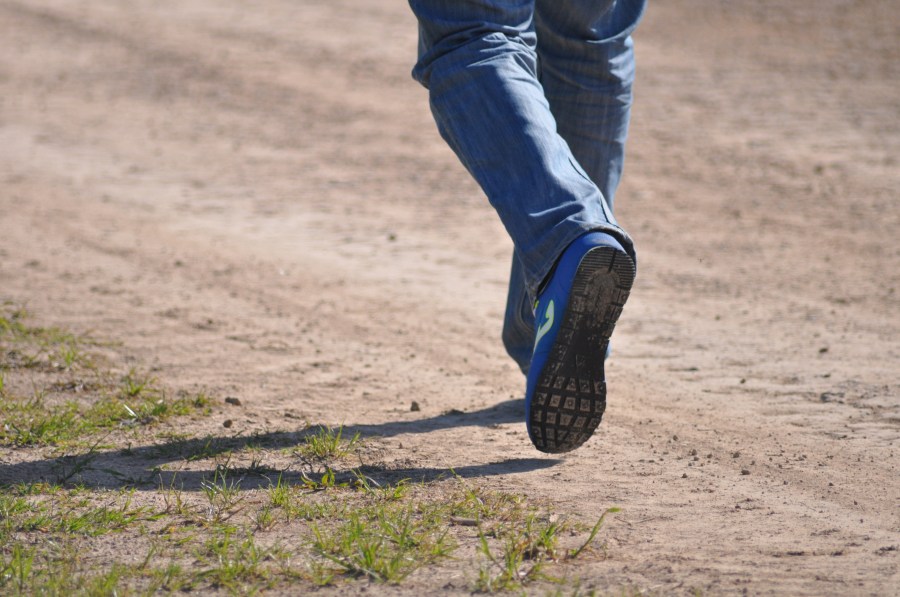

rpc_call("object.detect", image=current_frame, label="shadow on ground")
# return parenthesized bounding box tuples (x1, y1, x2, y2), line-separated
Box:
(0, 399, 561, 490)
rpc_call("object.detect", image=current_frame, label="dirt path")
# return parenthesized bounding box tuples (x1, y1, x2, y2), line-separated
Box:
(1, 0, 898, 594)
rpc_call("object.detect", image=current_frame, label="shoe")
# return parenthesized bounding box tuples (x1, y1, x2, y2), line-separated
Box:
(525, 231, 635, 453)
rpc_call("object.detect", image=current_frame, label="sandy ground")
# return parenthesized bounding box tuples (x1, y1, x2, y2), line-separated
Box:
(1, 0, 898, 594)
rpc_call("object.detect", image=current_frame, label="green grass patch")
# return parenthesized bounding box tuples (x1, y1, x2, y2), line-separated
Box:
(0, 374, 212, 447)
(474, 506, 619, 593)
(310, 499, 456, 583)
(194, 527, 277, 591)
(0, 302, 622, 595)
(1, 489, 157, 539)
(0, 470, 621, 594)
(0, 303, 213, 447)
(294, 425, 361, 460)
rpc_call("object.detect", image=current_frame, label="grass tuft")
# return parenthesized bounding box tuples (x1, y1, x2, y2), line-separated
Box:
(296, 425, 361, 460)
(0, 305, 214, 447)
(310, 499, 456, 584)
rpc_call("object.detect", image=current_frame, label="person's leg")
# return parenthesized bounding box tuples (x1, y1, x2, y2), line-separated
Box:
(410, 0, 641, 452)
(501, 0, 646, 376)
(536, 0, 645, 210)
(409, 0, 633, 303)
(502, 253, 534, 375)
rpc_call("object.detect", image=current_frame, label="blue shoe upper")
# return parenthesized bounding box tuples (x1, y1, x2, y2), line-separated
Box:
(524, 231, 626, 440)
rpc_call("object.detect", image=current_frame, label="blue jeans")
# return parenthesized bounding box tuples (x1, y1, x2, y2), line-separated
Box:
(409, 0, 646, 374)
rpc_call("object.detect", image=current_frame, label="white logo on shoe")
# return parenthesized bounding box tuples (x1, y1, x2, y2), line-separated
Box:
(533, 299, 554, 351)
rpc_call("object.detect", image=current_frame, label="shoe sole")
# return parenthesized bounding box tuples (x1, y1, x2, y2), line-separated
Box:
(529, 246, 635, 453)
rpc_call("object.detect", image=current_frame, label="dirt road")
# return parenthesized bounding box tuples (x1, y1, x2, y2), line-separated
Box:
(1, 0, 898, 594)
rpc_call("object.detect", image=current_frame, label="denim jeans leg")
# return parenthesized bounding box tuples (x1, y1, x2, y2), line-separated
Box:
(499, 0, 645, 374)
(536, 0, 646, 212)
(409, 0, 643, 375)
(410, 0, 633, 297)
(501, 252, 535, 374)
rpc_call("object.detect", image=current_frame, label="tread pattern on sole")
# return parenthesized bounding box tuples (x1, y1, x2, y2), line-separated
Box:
(529, 247, 635, 454)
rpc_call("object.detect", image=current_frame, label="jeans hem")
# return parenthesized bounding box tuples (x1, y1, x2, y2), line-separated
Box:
(527, 221, 635, 301)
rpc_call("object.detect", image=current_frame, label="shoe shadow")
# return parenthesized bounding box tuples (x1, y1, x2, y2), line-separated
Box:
(0, 399, 561, 491)
(342, 397, 523, 439)
(151, 457, 560, 492)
